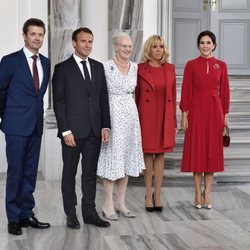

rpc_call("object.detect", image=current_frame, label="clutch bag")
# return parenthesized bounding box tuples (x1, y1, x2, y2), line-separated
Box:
(223, 126, 230, 147)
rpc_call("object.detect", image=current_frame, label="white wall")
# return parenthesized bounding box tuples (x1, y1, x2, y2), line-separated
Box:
(0, 0, 19, 59)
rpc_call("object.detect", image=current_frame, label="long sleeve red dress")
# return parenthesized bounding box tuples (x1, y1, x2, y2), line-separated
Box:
(180, 56, 230, 172)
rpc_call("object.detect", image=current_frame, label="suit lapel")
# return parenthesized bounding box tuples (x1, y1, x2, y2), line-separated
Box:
(18, 50, 34, 85)
(69, 56, 90, 92)
(18, 50, 50, 95)
(39, 55, 49, 93)
(89, 58, 96, 88)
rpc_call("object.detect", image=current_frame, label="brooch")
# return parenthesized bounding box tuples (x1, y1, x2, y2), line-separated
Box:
(213, 64, 220, 69)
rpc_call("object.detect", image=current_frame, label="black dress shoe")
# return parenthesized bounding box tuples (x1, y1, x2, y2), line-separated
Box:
(66, 215, 80, 229)
(19, 216, 50, 229)
(84, 213, 110, 227)
(8, 222, 22, 235)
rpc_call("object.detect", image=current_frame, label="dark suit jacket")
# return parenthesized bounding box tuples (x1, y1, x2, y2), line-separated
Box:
(52, 55, 111, 139)
(0, 49, 50, 136)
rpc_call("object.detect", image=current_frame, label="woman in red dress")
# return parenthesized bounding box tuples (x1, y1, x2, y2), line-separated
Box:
(136, 35, 177, 212)
(180, 31, 230, 209)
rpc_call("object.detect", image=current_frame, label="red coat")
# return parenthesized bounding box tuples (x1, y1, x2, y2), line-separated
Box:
(135, 63, 177, 151)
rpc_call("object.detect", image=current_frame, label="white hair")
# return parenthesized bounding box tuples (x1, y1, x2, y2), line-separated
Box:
(112, 31, 130, 45)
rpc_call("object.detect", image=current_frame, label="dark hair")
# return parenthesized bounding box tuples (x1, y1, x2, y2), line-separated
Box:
(72, 27, 93, 41)
(22, 18, 45, 35)
(197, 30, 217, 51)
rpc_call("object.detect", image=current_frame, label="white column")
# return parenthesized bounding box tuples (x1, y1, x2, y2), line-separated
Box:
(143, 0, 158, 43)
(81, 0, 108, 62)
(157, 0, 172, 62)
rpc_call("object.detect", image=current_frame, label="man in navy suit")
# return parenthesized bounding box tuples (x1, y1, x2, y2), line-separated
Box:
(52, 27, 111, 228)
(0, 18, 51, 235)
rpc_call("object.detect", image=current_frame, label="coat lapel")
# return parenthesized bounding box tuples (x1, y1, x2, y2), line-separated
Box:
(163, 63, 174, 99)
(138, 63, 155, 90)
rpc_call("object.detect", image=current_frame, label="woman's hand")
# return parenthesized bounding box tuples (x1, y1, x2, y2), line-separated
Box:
(181, 112, 188, 132)
(224, 113, 229, 127)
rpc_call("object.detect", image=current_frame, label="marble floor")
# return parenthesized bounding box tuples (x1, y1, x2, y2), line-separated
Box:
(1, 174, 250, 250)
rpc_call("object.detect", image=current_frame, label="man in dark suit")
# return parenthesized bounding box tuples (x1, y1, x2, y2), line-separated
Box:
(52, 27, 111, 228)
(0, 18, 51, 235)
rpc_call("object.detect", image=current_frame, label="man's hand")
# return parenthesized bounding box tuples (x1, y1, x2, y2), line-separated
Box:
(101, 128, 110, 143)
(63, 133, 76, 147)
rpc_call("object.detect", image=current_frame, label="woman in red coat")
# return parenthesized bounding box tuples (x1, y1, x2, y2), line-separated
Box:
(136, 35, 177, 212)
(180, 31, 230, 209)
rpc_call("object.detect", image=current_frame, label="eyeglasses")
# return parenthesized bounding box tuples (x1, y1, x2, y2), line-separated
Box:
(119, 44, 133, 49)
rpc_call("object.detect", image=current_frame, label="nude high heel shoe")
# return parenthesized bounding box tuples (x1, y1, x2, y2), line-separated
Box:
(203, 192, 212, 209)
(194, 193, 202, 209)
(102, 208, 118, 221)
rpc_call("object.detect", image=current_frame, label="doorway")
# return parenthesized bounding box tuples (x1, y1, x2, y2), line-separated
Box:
(171, 0, 250, 75)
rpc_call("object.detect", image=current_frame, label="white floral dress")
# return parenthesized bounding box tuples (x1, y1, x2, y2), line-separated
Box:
(97, 60, 145, 180)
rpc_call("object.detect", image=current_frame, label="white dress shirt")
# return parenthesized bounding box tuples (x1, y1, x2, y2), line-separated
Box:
(23, 47, 44, 86)
(73, 54, 92, 80)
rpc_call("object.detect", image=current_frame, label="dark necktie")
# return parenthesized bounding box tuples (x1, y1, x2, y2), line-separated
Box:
(80, 60, 91, 81)
(32, 55, 39, 93)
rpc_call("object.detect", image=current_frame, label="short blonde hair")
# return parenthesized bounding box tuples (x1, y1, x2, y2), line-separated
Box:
(141, 35, 169, 63)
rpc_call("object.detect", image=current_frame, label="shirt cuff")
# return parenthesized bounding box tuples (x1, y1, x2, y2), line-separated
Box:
(62, 130, 72, 137)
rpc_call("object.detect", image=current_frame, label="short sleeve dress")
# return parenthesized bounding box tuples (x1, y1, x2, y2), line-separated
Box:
(97, 60, 145, 181)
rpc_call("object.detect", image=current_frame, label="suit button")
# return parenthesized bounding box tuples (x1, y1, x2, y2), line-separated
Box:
(89, 97, 91, 101)
(146, 89, 149, 92)
(146, 100, 149, 102)
(168, 99, 171, 102)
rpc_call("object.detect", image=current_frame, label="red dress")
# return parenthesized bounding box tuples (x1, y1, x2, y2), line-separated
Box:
(180, 56, 230, 172)
(136, 63, 177, 153)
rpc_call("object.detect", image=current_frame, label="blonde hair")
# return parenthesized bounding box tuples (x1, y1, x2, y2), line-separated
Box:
(141, 35, 169, 63)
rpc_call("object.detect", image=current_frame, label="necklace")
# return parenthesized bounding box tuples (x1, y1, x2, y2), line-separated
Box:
(113, 57, 130, 69)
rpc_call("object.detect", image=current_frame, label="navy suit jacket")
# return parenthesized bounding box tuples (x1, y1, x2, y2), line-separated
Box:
(52, 55, 110, 139)
(0, 49, 50, 136)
